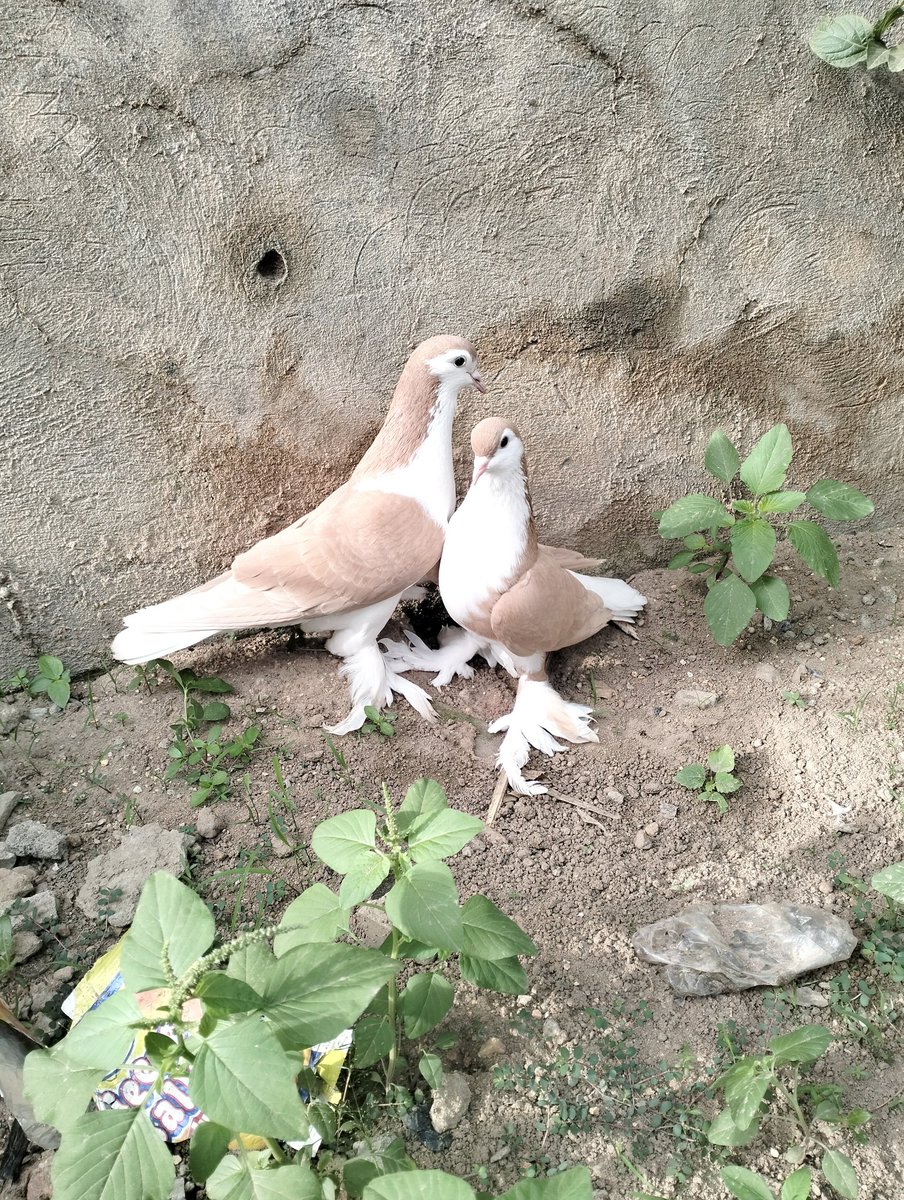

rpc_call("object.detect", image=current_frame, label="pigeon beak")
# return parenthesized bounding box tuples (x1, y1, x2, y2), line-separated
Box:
(470, 371, 487, 394)
(471, 456, 490, 485)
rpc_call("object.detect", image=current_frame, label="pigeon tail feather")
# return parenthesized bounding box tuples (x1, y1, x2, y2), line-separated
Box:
(110, 626, 220, 666)
(572, 574, 646, 622)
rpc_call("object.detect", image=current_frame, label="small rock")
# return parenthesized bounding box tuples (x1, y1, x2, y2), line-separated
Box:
(641, 780, 662, 795)
(634, 830, 653, 850)
(591, 679, 615, 700)
(478, 1037, 507, 1063)
(817, 879, 833, 895)
(644, 822, 660, 837)
(0, 865, 37, 906)
(13, 930, 42, 963)
(542, 1017, 565, 1042)
(848, 634, 865, 646)
(0, 844, 15, 868)
(75, 823, 192, 927)
(429, 1071, 472, 1132)
(861, 593, 875, 606)
(604, 787, 624, 805)
(66, 833, 83, 849)
(673, 689, 719, 709)
(791, 986, 830, 1009)
(269, 835, 294, 858)
(754, 664, 778, 685)
(0, 791, 20, 833)
(5, 820, 67, 860)
(796, 641, 812, 652)
(11, 891, 58, 931)
(53, 965, 74, 984)
(25, 1150, 55, 1200)
(514, 800, 534, 819)
(801, 624, 816, 637)
(659, 801, 678, 819)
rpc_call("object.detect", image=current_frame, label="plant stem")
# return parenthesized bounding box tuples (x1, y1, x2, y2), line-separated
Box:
(875, 5, 904, 38)
(385, 928, 402, 1089)
(265, 1137, 288, 1164)
(775, 1075, 809, 1139)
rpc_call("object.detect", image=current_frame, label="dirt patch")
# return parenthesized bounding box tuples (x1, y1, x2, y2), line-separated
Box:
(1, 528, 902, 1197)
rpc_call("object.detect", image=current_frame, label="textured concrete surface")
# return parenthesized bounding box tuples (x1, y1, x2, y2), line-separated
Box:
(1, 1, 902, 673)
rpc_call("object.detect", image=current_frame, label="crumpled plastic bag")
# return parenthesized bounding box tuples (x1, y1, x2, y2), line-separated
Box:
(632, 902, 857, 996)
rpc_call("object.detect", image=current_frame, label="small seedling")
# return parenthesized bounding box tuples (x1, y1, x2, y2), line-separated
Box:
(782, 690, 808, 710)
(838, 689, 873, 732)
(657, 425, 873, 646)
(674, 745, 741, 814)
(361, 705, 396, 738)
(0, 667, 31, 696)
(711, 1024, 867, 1200)
(810, 5, 904, 72)
(27, 655, 72, 708)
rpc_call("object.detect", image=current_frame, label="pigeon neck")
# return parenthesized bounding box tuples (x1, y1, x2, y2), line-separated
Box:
(353, 372, 455, 478)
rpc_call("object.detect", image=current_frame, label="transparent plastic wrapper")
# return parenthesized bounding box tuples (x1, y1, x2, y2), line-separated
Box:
(632, 902, 857, 996)
(61, 938, 351, 1147)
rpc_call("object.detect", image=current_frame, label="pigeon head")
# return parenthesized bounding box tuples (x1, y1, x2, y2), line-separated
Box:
(470, 416, 525, 485)
(420, 335, 487, 395)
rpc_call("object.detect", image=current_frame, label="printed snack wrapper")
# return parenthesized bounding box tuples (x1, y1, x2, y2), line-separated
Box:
(62, 938, 351, 1150)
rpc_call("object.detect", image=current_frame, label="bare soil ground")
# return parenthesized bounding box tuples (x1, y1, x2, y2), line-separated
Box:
(1, 527, 902, 1198)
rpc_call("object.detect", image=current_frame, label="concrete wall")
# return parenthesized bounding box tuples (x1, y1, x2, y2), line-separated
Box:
(1, 0, 902, 673)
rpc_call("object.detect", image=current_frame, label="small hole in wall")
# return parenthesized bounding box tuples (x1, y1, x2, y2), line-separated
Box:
(256, 248, 287, 283)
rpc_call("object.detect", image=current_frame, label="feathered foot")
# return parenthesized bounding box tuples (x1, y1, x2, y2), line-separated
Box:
(380, 626, 486, 688)
(489, 678, 599, 796)
(325, 643, 437, 734)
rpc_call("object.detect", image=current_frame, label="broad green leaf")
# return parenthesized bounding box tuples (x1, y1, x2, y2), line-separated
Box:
(866, 38, 889, 68)
(231, 943, 400, 1046)
(809, 15, 872, 67)
(759, 491, 806, 514)
(190, 1121, 232, 1185)
(385, 861, 462, 951)
(704, 573, 757, 646)
(311, 810, 377, 873)
(715, 772, 742, 794)
(768, 1024, 832, 1066)
(54, 989, 140, 1069)
(787, 521, 840, 587)
(497, 1167, 593, 1200)
(274, 884, 350, 955)
(683, 534, 707, 550)
(780, 1167, 811, 1200)
(730, 519, 776, 583)
(202, 700, 231, 722)
(397, 779, 448, 835)
(725, 1069, 770, 1128)
(120, 871, 215, 991)
(806, 480, 874, 521)
(419, 1052, 444, 1089)
(364, 1170, 475, 1200)
(821, 1150, 858, 1199)
(344, 1137, 416, 1197)
(353, 1015, 395, 1067)
(707, 1106, 761, 1147)
(24, 1045, 108, 1132)
(459, 953, 528, 994)
(658, 495, 729, 539)
(191, 1016, 307, 1140)
(871, 861, 904, 903)
(740, 424, 792, 495)
(720, 1165, 775, 1200)
(399, 972, 455, 1038)
(889, 42, 904, 70)
(207, 1157, 322, 1200)
(188, 676, 235, 694)
(668, 550, 696, 570)
(339, 852, 391, 906)
(196, 972, 263, 1016)
(707, 744, 735, 773)
(408, 809, 484, 861)
(674, 763, 706, 789)
(751, 575, 790, 621)
(705, 429, 741, 483)
(38, 654, 64, 678)
(48, 678, 71, 707)
(51, 1109, 175, 1200)
(459, 895, 537, 961)
(733, 499, 755, 515)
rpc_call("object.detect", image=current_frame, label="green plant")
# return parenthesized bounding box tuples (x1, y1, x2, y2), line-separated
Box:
(674, 745, 741, 815)
(0, 915, 14, 984)
(0, 666, 31, 695)
(11, 654, 73, 708)
(361, 705, 396, 738)
(710, 1024, 867, 1200)
(657, 425, 873, 646)
(810, 6, 904, 71)
(23, 779, 539, 1200)
(837, 689, 873, 732)
(781, 691, 807, 710)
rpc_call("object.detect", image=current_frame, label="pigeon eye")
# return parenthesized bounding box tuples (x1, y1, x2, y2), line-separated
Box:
(500, 435, 509, 448)
(453, 355, 465, 367)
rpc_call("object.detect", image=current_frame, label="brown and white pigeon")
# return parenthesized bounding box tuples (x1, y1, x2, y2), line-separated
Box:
(111, 335, 486, 733)
(384, 416, 645, 794)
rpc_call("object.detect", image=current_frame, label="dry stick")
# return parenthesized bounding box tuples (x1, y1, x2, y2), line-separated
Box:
(486, 770, 509, 826)
(545, 785, 620, 821)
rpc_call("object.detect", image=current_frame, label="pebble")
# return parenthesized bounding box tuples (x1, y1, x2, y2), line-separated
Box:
(11, 891, 58, 931)
(12, 931, 42, 963)
(604, 787, 624, 805)
(861, 593, 876, 606)
(641, 780, 662, 795)
(673, 689, 719, 709)
(5, 820, 68, 860)
(477, 1037, 507, 1063)
(195, 809, 226, 840)
(429, 1072, 472, 1132)
(754, 663, 778, 685)
(634, 830, 653, 850)
(542, 1017, 565, 1041)
(644, 822, 660, 837)
(0, 845, 14, 869)
(659, 801, 678, 819)
(817, 879, 833, 895)
(0, 866, 37, 906)
(0, 792, 20, 833)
